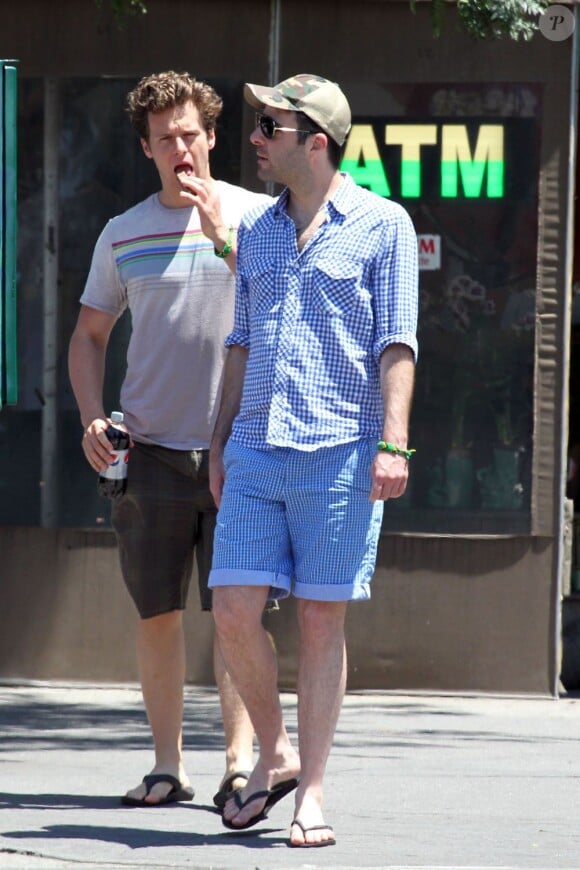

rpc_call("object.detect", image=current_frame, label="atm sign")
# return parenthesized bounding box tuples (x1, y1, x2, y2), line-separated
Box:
(339, 119, 535, 201)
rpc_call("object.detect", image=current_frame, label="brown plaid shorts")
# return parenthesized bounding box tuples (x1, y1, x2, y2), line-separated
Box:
(111, 441, 219, 617)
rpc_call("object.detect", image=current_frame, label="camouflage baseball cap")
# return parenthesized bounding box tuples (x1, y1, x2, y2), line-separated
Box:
(244, 73, 351, 146)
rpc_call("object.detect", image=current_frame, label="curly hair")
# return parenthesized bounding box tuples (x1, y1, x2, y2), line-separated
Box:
(126, 70, 223, 141)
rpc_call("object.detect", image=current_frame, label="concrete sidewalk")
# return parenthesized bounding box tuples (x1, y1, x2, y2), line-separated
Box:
(1, 683, 580, 869)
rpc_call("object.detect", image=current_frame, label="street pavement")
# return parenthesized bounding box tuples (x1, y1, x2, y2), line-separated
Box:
(1, 682, 580, 869)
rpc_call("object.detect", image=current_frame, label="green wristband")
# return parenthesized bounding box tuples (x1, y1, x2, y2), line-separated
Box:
(377, 441, 416, 460)
(214, 226, 235, 259)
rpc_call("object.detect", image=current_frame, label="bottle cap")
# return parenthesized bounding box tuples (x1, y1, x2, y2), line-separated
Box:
(110, 411, 124, 424)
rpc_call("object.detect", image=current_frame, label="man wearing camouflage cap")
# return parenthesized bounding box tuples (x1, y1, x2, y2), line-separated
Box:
(209, 74, 418, 847)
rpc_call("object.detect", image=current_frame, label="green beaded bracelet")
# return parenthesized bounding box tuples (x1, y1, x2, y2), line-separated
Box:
(377, 441, 416, 460)
(214, 226, 235, 259)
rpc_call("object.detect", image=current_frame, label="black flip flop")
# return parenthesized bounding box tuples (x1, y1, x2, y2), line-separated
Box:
(221, 776, 299, 830)
(289, 818, 335, 848)
(121, 773, 195, 807)
(213, 770, 251, 809)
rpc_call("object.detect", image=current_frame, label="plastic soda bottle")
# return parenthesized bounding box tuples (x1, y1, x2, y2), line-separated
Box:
(97, 411, 130, 499)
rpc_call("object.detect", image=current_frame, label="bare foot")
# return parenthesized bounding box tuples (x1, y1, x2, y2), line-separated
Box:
(123, 767, 192, 805)
(223, 753, 300, 827)
(289, 791, 335, 847)
(290, 819, 335, 847)
(213, 769, 251, 808)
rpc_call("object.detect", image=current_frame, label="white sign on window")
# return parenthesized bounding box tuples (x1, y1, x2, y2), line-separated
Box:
(418, 234, 441, 271)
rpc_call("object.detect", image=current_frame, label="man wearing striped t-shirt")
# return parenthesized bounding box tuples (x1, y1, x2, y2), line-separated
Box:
(209, 74, 418, 847)
(68, 71, 272, 810)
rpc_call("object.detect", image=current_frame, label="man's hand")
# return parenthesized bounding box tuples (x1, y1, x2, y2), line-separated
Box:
(82, 418, 132, 472)
(369, 450, 409, 502)
(175, 173, 227, 246)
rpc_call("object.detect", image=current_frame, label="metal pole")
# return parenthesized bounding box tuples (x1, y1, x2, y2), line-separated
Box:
(0, 60, 18, 408)
(268, 0, 281, 87)
(266, 0, 281, 197)
(41, 77, 60, 528)
(2, 62, 18, 406)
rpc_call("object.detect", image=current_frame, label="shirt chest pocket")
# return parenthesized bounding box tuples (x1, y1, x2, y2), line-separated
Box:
(309, 258, 368, 318)
(246, 261, 283, 316)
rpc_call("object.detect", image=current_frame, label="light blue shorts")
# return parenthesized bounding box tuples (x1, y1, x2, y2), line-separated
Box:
(208, 439, 384, 602)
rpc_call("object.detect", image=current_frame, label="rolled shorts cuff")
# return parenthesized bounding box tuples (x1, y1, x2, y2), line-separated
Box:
(208, 568, 291, 600)
(292, 580, 371, 602)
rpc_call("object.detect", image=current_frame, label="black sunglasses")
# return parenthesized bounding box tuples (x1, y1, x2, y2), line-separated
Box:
(255, 112, 314, 140)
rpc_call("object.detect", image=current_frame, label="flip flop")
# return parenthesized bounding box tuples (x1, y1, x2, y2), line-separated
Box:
(212, 770, 251, 809)
(120, 773, 195, 807)
(289, 818, 336, 848)
(221, 776, 299, 830)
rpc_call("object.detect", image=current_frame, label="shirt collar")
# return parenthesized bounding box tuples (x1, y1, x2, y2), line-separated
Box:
(273, 172, 354, 221)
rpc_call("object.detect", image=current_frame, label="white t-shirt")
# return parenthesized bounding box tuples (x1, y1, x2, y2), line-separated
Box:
(81, 181, 272, 450)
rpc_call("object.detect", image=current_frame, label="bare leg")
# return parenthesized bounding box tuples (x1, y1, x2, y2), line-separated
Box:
(124, 610, 191, 804)
(213, 631, 254, 792)
(213, 624, 280, 799)
(290, 600, 347, 846)
(213, 586, 301, 826)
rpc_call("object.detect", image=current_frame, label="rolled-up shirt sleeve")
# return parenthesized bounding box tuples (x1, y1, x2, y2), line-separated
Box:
(371, 206, 419, 364)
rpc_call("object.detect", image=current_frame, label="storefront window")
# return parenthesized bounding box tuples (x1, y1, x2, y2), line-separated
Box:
(1, 79, 538, 534)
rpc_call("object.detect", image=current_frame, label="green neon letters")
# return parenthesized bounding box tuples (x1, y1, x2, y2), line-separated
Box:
(341, 122, 505, 199)
(340, 124, 391, 197)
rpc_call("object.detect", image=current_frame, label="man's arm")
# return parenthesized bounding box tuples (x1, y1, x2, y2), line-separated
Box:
(209, 344, 249, 507)
(370, 343, 416, 502)
(68, 305, 120, 472)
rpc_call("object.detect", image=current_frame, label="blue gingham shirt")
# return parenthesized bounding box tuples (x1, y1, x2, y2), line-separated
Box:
(226, 173, 418, 451)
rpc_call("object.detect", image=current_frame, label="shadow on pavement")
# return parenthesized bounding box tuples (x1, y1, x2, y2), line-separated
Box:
(1, 822, 287, 851)
(0, 793, 120, 810)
